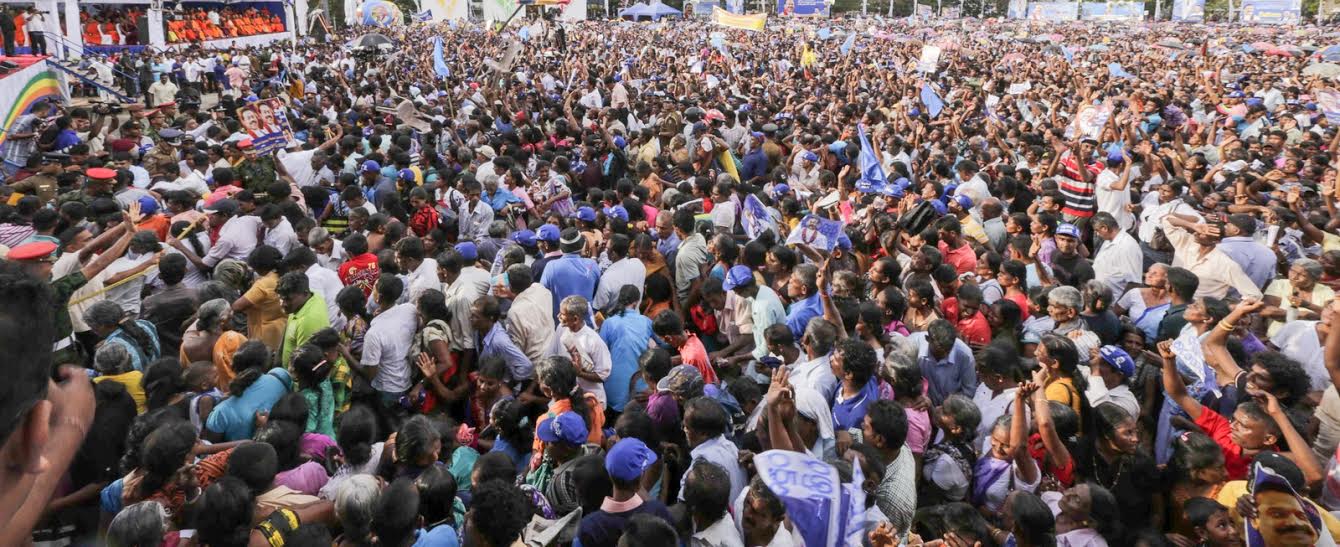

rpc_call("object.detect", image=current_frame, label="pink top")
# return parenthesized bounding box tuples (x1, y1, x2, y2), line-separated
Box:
(904, 408, 931, 455)
(300, 432, 338, 461)
(274, 460, 330, 496)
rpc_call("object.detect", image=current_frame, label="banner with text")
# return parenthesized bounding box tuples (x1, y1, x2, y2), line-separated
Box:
(1239, 0, 1301, 23)
(1027, 2, 1078, 20)
(778, 0, 827, 16)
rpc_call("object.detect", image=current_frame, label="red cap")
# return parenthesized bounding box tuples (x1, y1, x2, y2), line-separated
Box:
(109, 139, 136, 153)
(514, 111, 528, 123)
(157, 101, 177, 108)
(6, 241, 58, 261)
(238, 139, 254, 149)
(85, 167, 118, 180)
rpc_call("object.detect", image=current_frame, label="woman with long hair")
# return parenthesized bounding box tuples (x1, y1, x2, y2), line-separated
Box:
(232, 245, 288, 351)
(408, 289, 467, 415)
(529, 355, 604, 471)
(203, 341, 292, 442)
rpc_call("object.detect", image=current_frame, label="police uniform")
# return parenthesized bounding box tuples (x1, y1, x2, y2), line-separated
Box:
(57, 167, 117, 208)
(9, 241, 87, 366)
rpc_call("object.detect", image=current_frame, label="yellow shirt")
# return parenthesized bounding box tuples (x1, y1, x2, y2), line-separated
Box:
(96, 370, 146, 414)
(1044, 376, 1082, 416)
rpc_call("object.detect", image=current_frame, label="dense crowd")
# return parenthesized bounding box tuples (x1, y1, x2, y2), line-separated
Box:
(4, 13, 1340, 547)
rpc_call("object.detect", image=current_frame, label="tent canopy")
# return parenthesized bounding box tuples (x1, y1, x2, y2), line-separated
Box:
(620, 1, 680, 19)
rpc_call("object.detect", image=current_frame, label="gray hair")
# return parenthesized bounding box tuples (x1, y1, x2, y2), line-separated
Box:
(1048, 285, 1083, 311)
(307, 227, 331, 247)
(941, 394, 983, 436)
(94, 342, 133, 375)
(84, 300, 126, 330)
(334, 474, 382, 541)
(488, 220, 510, 239)
(884, 335, 919, 372)
(1294, 258, 1324, 280)
(107, 501, 168, 547)
(802, 318, 838, 355)
(560, 295, 589, 320)
(793, 263, 819, 296)
(196, 299, 232, 332)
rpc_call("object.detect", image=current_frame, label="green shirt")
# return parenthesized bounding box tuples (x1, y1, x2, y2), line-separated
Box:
(236, 156, 278, 197)
(51, 272, 88, 366)
(280, 294, 331, 368)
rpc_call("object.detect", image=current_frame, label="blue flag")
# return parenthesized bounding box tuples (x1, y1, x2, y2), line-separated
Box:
(519, 26, 530, 40)
(856, 124, 898, 196)
(1061, 46, 1073, 63)
(840, 33, 856, 56)
(1107, 62, 1134, 79)
(818, 27, 832, 40)
(432, 36, 451, 79)
(415, 9, 432, 22)
(753, 450, 865, 547)
(920, 83, 944, 119)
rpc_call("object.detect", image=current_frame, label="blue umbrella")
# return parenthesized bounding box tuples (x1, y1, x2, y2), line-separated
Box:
(1319, 45, 1340, 62)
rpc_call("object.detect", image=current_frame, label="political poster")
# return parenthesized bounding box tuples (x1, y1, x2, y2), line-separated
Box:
(1171, 0, 1205, 21)
(712, 6, 767, 30)
(778, 0, 827, 16)
(786, 214, 844, 251)
(1245, 463, 1324, 547)
(1007, 0, 1029, 18)
(1317, 89, 1340, 125)
(1007, 81, 1032, 95)
(742, 195, 776, 239)
(1070, 101, 1114, 141)
(752, 450, 866, 547)
(236, 98, 294, 155)
(917, 44, 941, 73)
(915, 4, 934, 17)
(1080, 1, 1144, 20)
(1027, 1, 1078, 20)
(1239, 0, 1301, 24)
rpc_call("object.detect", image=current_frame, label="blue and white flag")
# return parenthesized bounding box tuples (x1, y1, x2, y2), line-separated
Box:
(518, 26, 531, 41)
(1108, 62, 1134, 79)
(742, 194, 775, 239)
(920, 83, 944, 118)
(415, 9, 432, 21)
(432, 36, 451, 78)
(855, 124, 897, 196)
(818, 27, 832, 40)
(840, 33, 857, 56)
(753, 450, 865, 547)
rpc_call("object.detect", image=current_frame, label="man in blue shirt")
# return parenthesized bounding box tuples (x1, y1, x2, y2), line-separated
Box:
(785, 263, 823, 340)
(576, 438, 674, 547)
(539, 227, 599, 318)
(470, 295, 533, 384)
(909, 319, 978, 406)
(1217, 213, 1276, 290)
(740, 132, 769, 182)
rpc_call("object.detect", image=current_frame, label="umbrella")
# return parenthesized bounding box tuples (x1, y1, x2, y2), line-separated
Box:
(1251, 41, 1274, 50)
(1304, 63, 1340, 78)
(1319, 45, 1340, 62)
(1156, 38, 1185, 49)
(1265, 46, 1301, 57)
(350, 32, 394, 49)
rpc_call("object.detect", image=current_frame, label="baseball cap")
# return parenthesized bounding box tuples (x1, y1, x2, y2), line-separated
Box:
(536, 411, 588, 445)
(454, 241, 478, 261)
(573, 206, 597, 223)
(692, 121, 708, 134)
(238, 139, 254, 149)
(603, 205, 629, 222)
(1106, 149, 1125, 163)
(537, 224, 561, 243)
(1099, 345, 1136, 378)
(928, 199, 947, 216)
(361, 160, 381, 173)
(137, 195, 160, 216)
(802, 151, 819, 162)
(953, 194, 973, 210)
(656, 364, 705, 396)
(203, 198, 239, 216)
(1056, 223, 1081, 239)
(606, 438, 658, 481)
(773, 183, 791, 197)
(398, 168, 416, 182)
(559, 227, 585, 249)
(836, 233, 852, 251)
(722, 264, 755, 291)
(511, 229, 537, 247)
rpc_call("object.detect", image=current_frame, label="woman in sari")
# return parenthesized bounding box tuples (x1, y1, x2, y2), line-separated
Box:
(181, 298, 249, 385)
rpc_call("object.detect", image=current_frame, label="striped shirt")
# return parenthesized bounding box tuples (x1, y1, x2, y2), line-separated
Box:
(1057, 153, 1102, 218)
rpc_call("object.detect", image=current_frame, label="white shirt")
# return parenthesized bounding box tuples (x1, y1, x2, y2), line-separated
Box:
(28, 14, 47, 33)
(406, 259, 442, 304)
(458, 201, 493, 242)
(443, 267, 490, 350)
(360, 303, 418, 393)
(787, 354, 837, 403)
(1270, 321, 1329, 391)
(263, 218, 299, 256)
(280, 149, 334, 188)
(545, 325, 612, 406)
(316, 240, 346, 272)
(1094, 169, 1133, 231)
(592, 257, 646, 310)
(103, 253, 154, 316)
(204, 215, 262, 267)
(1092, 231, 1143, 300)
(680, 435, 747, 505)
(973, 384, 1021, 453)
(305, 263, 347, 332)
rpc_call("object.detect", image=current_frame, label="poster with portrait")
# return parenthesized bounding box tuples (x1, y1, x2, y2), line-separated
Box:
(1069, 100, 1113, 141)
(236, 98, 294, 155)
(742, 194, 776, 239)
(1245, 463, 1327, 547)
(1316, 88, 1340, 125)
(786, 214, 843, 251)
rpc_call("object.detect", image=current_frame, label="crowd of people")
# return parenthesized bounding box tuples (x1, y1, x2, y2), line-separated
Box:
(4, 11, 1340, 547)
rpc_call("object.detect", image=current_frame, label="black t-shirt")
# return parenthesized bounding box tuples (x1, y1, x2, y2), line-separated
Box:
(1050, 252, 1095, 287)
(1072, 441, 1164, 531)
(1083, 310, 1122, 346)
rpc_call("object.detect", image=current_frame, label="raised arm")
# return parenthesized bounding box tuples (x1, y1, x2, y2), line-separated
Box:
(1011, 384, 1039, 484)
(1029, 368, 1071, 472)
(1158, 339, 1202, 419)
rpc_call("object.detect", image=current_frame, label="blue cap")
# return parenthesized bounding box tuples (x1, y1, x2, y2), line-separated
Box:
(511, 229, 537, 247)
(909, 108, 922, 117)
(722, 264, 755, 291)
(1056, 223, 1081, 238)
(928, 199, 947, 216)
(1106, 150, 1125, 163)
(1227, 91, 1245, 98)
(802, 151, 819, 162)
(953, 194, 973, 210)
(537, 411, 588, 445)
(398, 168, 415, 181)
(692, 121, 708, 134)
(613, 136, 627, 149)
(603, 205, 629, 222)
(751, 131, 765, 139)
(836, 233, 852, 251)
(1099, 345, 1136, 378)
(574, 206, 596, 223)
(137, 195, 160, 215)
(827, 141, 847, 153)
(537, 224, 561, 243)
(774, 183, 790, 197)
(454, 241, 478, 261)
(606, 438, 658, 481)
(361, 160, 381, 173)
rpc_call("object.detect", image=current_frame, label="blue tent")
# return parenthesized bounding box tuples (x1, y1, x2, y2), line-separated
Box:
(647, 1, 682, 17)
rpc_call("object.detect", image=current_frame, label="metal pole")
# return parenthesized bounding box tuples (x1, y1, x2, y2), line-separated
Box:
(1154, 0, 1160, 19)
